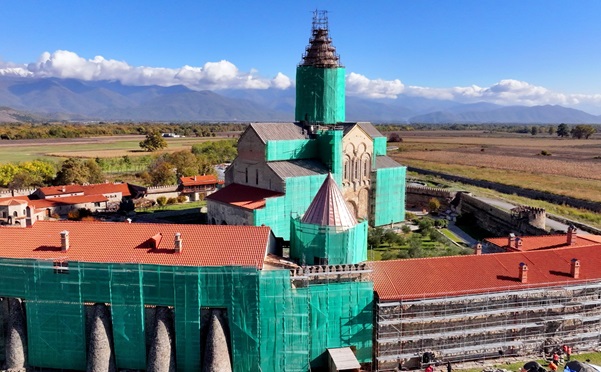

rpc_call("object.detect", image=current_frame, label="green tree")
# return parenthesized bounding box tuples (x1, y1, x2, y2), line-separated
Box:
(548, 126, 555, 135)
(367, 227, 384, 248)
(408, 234, 424, 258)
(557, 123, 570, 137)
(571, 125, 596, 139)
(139, 131, 167, 152)
(418, 217, 435, 231)
(191, 140, 237, 164)
(530, 126, 538, 135)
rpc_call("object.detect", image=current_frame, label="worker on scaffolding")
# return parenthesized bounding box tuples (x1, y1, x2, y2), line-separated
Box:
(562, 345, 572, 362)
(425, 364, 434, 372)
(552, 351, 560, 365)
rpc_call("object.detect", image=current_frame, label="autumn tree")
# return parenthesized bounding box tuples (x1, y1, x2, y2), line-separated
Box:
(427, 198, 441, 213)
(148, 160, 177, 186)
(139, 131, 167, 152)
(530, 126, 538, 135)
(54, 158, 105, 185)
(571, 125, 596, 139)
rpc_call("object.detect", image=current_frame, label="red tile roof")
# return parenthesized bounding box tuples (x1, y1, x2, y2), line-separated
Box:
(0, 221, 271, 269)
(81, 183, 131, 197)
(206, 183, 284, 210)
(39, 185, 85, 196)
(0, 198, 27, 206)
(485, 234, 600, 251)
(371, 243, 601, 301)
(179, 175, 221, 187)
(38, 183, 131, 197)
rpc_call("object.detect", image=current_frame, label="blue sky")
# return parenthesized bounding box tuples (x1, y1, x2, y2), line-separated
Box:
(2, 0, 601, 112)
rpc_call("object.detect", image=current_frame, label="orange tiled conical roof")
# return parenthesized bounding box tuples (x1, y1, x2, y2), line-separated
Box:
(301, 174, 357, 227)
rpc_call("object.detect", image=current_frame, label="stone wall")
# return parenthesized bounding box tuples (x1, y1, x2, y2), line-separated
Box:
(206, 201, 253, 226)
(458, 193, 548, 236)
(406, 185, 457, 210)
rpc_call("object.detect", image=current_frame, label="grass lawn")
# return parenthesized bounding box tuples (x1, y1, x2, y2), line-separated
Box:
(441, 228, 462, 243)
(456, 352, 601, 372)
(0, 136, 228, 163)
(137, 201, 205, 213)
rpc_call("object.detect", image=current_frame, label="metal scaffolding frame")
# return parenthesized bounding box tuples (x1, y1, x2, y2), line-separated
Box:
(375, 280, 601, 371)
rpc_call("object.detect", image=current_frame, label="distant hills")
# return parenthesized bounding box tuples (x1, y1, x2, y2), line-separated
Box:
(1, 76, 601, 124)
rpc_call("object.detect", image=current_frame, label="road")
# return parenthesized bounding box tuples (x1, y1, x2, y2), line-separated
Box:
(447, 221, 477, 246)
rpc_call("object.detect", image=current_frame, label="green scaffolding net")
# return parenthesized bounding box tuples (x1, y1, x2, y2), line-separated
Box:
(265, 139, 317, 162)
(373, 137, 387, 156)
(373, 165, 407, 226)
(254, 174, 327, 240)
(295, 66, 346, 125)
(317, 129, 343, 185)
(290, 219, 368, 265)
(0, 259, 373, 371)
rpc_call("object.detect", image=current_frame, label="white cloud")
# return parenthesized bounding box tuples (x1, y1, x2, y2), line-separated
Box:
(272, 72, 292, 89)
(346, 72, 404, 98)
(0, 50, 291, 91)
(349, 73, 601, 110)
(3, 50, 601, 112)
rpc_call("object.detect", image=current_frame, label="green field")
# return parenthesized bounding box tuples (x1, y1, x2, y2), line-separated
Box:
(0, 136, 227, 164)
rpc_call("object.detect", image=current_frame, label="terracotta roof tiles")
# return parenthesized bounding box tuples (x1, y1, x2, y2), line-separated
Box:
(179, 175, 221, 187)
(206, 183, 284, 210)
(485, 234, 600, 252)
(0, 221, 271, 269)
(371, 243, 601, 301)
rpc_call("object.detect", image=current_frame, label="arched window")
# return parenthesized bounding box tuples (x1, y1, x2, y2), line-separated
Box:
(363, 155, 371, 178)
(343, 156, 351, 181)
(353, 159, 360, 180)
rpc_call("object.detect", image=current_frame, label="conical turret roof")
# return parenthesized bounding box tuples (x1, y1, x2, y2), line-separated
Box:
(300, 10, 340, 68)
(301, 174, 357, 228)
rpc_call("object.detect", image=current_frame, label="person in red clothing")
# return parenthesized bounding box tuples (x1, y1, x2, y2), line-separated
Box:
(566, 346, 572, 361)
(552, 352, 560, 365)
(425, 364, 434, 372)
(549, 362, 558, 372)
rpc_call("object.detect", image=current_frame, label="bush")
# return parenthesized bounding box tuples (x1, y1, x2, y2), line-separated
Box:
(434, 219, 448, 228)
(167, 197, 177, 205)
(176, 195, 188, 203)
(156, 196, 167, 206)
(401, 225, 411, 234)
(540, 150, 552, 156)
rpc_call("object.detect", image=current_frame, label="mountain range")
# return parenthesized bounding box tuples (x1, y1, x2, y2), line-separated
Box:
(1, 76, 601, 124)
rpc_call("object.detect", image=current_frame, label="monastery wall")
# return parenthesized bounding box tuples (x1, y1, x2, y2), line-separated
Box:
(458, 193, 548, 236)
(405, 186, 456, 210)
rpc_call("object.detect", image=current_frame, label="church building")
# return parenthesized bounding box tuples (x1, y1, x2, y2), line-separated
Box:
(207, 11, 407, 244)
